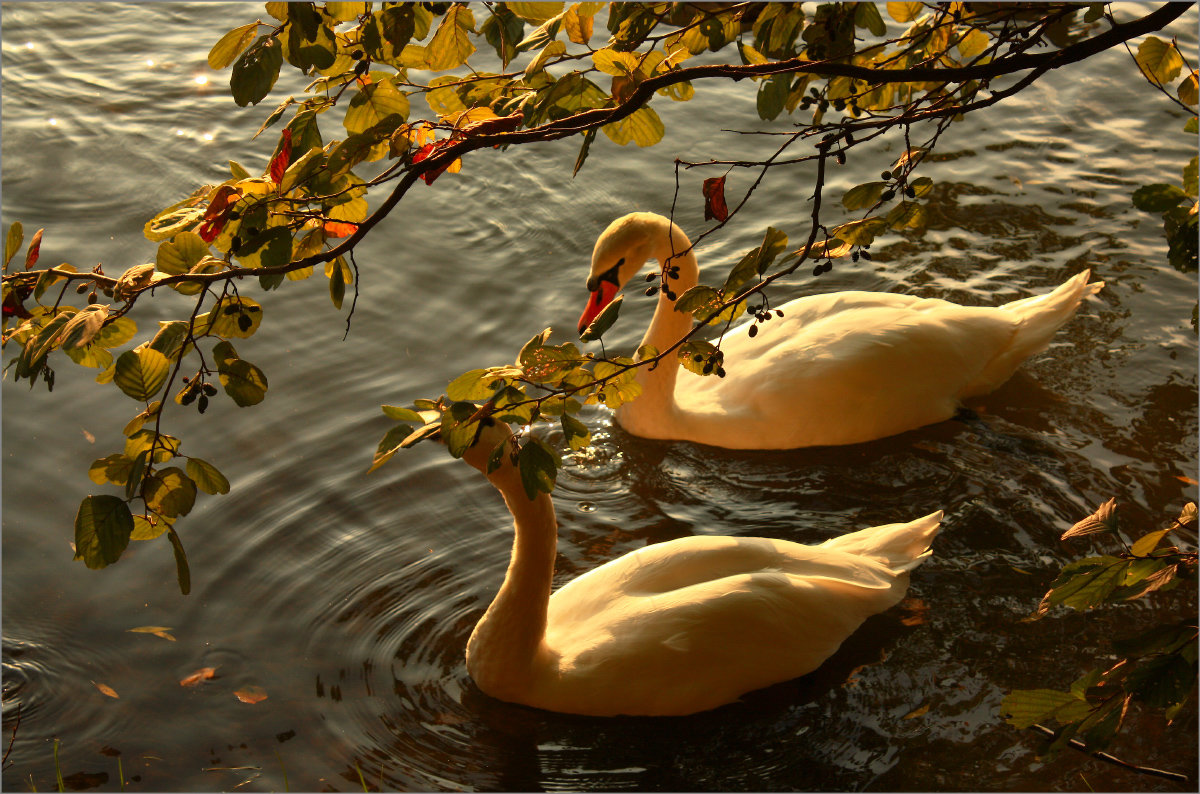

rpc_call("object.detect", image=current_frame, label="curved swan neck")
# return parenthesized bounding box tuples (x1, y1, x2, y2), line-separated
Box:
(466, 465, 557, 694)
(619, 217, 698, 435)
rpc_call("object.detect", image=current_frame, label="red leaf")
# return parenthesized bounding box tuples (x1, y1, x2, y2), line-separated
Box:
(413, 141, 454, 185)
(197, 186, 241, 243)
(702, 177, 729, 222)
(269, 128, 292, 185)
(25, 228, 44, 270)
(322, 221, 358, 238)
(179, 666, 218, 687)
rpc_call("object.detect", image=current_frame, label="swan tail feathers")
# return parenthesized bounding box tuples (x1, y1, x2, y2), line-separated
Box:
(965, 270, 1102, 396)
(820, 510, 942, 572)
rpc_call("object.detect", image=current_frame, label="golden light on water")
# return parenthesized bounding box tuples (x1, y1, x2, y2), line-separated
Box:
(193, 74, 208, 86)
(48, 118, 58, 126)
(202, 132, 214, 141)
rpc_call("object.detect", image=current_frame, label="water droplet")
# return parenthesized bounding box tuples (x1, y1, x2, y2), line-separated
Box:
(577, 502, 597, 513)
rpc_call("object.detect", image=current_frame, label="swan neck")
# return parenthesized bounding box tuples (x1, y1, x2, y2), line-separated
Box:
(466, 466, 557, 695)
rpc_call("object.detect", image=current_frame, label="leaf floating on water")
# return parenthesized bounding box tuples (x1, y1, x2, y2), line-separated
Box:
(899, 597, 929, 626)
(1175, 475, 1199, 486)
(902, 703, 929, 720)
(234, 685, 268, 704)
(180, 666, 218, 687)
(93, 681, 120, 699)
(128, 625, 177, 642)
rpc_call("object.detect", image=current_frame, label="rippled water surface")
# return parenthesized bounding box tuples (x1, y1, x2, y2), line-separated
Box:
(2, 3, 1197, 791)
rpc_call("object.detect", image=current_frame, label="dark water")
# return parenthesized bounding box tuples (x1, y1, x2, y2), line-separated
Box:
(2, 3, 1197, 791)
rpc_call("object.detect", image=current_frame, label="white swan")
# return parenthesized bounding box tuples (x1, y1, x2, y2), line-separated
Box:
(459, 419, 943, 717)
(576, 212, 1103, 449)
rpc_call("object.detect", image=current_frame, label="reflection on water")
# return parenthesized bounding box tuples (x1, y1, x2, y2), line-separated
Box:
(3, 2, 1197, 791)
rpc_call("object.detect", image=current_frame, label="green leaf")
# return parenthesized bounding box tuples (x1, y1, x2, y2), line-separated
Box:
(1112, 620, 1198, 659)
(440, 401, 481, 458)
(114, 347, 170, 402)
(56, 305, 110, 350)
(447, 368, 504, 401)
(756, 72, 789, 121)
(425, 4, 476, 70)
(561, 413, 591, 451)
(167, 528, 191, 595)
(186, 457, 230, 495)
(831, 217, 888, 246)
(1047, 556, 1128, 611)
(144, 466, 197, 518)
(17, 311, 74, 378)
(601, 106, 664, 147)
(344, 78, 410, 136)
(1132, 183, 1188, 213)
(843, 181, 888, 210)
(328, 256, 346, 309)
(217, 355, 269, 407)
(580, 294, 623, 342)
(208, 22, 259, 69)
(1126, 653, 1197, 709)
(5, 221, 22, 268)
(368, 424, 413, 473)
(1183, 156, 1198, 199)
(382, 405, 423, 423)
(1136, 36, 1184, 85)
(74, 495, 133, 570)
(678, 340, 719, 376)
(885, 201, 927, 231)
(125, 449, 149, 501)
(854, 2, 886, 36)
(89, 453, 133, 486)
(999, 688, 1081, 729)
(231, 35, 283, 107)
(130, 514, 168, 541)
(1131, 529, 1170, 557)
(156, 231, 209, 275)
(517, 437, 559, 500)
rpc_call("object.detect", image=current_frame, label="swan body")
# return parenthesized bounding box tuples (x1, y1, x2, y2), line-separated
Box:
(577, 212, 1104, 449)
(459, 421, 942, 716)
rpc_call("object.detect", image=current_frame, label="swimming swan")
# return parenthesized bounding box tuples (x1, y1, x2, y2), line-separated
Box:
(460, 420, 943, 716)
(577, 212, 1103, 449)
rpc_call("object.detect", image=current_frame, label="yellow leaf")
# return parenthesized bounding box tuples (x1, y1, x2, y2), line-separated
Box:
(564, 3, 594, 44)
(425, 4, 475, 71)
(886, 2, 924, 23)
(1180, 71, 1198, 108)
(93, 681, 120, 699)
(592, 48, 640, 77)
(957, 28, 989, 60)
(1136, 36, 1184, 85)
(128, 625, 177, 641)
(506, 2, 563, 23)
(902, 703, 930, 720)
(601, 106, 664, 147)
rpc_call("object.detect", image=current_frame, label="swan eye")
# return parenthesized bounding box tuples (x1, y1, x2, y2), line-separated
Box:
(586, 262, 623, 292)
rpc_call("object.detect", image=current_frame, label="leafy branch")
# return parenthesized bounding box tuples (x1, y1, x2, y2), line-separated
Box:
(1, 2, 1194, 591)
(1001, 500, 1198, 779)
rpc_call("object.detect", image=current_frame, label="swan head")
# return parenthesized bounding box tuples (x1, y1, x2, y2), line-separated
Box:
(577, 212, 686, 336)
(458, 417, 515, 474)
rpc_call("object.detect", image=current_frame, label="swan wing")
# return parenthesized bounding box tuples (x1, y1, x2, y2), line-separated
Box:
(676, 292, 1021, 447)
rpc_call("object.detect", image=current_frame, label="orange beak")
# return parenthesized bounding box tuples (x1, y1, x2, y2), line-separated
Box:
(577, 281, 619, 337)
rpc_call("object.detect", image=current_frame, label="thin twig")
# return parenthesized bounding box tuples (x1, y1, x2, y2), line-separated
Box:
(1028, 723, 1191, 783)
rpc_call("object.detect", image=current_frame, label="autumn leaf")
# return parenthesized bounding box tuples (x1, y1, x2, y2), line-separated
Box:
(25, 228, 43, 270)
(234, 685, 269, 704)
(198, 186, 242, 243)
(180, 666, 218, 687)
(128, 625, 177, 642)
(323, 221, 359, 238)
(702, 176, 729, 221)
(412, 140, 461, 184)
(902, 703, 930, 720)
(269, 128, 292, 185)
(1175, 475, 1199, 486)
(93, 681, 120, 698)
(1061, 497, 1119, 540)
